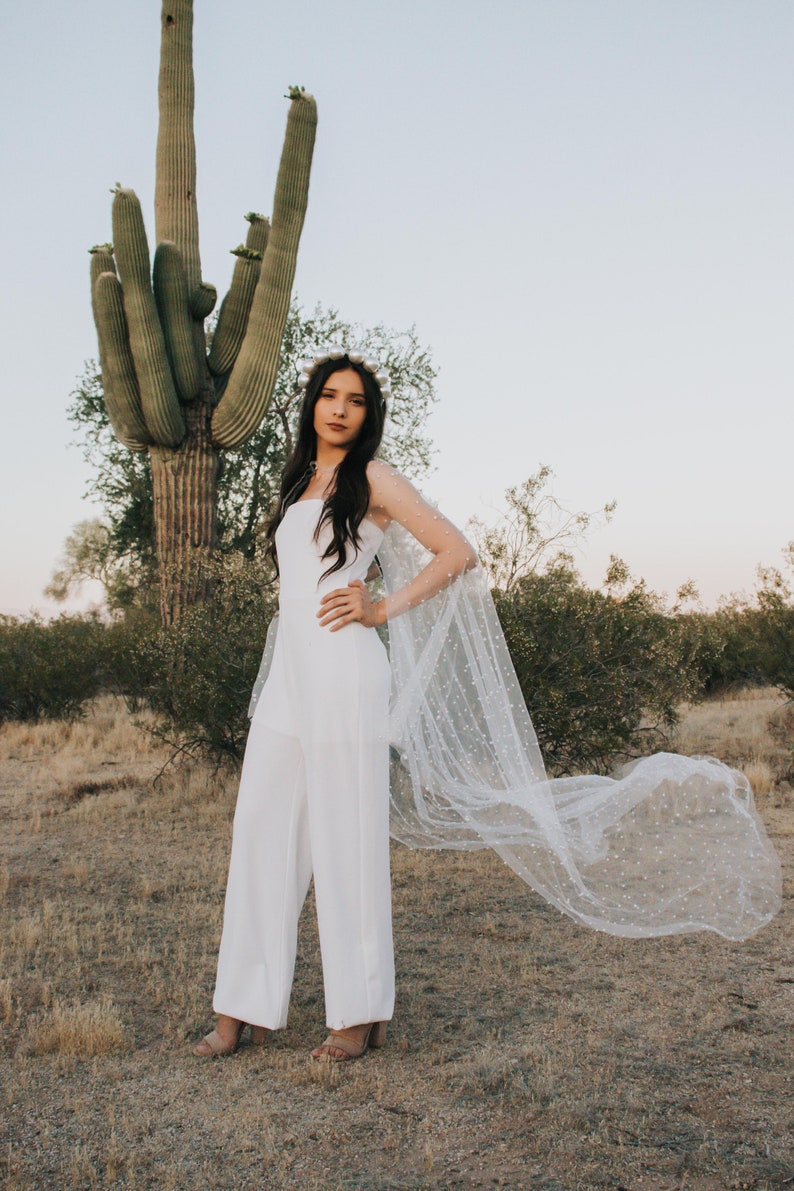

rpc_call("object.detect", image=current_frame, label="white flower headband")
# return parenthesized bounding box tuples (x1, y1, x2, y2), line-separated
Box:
(297, 346, 392, 403)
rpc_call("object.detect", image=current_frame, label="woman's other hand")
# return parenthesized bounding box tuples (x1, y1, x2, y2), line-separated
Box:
(317, 580, 386, 631)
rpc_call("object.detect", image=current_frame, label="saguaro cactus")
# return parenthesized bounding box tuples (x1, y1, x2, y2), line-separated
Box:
(89, 1, 316, 624)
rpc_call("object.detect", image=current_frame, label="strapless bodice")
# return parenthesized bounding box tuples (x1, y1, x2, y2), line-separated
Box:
(275, 500, 384, 601)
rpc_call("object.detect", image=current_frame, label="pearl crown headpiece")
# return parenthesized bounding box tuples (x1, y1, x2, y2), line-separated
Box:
(297, 346, 392, 403)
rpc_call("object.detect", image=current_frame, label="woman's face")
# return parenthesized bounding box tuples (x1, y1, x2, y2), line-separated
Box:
(313, 367, 368, 453)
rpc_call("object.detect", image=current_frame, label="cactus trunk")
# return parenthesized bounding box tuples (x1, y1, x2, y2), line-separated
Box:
(149, 400, 219, 626)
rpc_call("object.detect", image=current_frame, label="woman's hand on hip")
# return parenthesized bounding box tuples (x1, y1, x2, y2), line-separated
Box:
(317, 580, 386, 631)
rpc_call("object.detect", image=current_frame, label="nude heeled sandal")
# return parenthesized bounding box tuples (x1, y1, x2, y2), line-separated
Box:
(311, 1021, 387, 1062)
(194, 1022, 270, 1057)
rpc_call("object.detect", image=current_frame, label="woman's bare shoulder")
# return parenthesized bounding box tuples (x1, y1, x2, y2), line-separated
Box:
(367, 459, 410, 505)
(367, 458, 400, 484)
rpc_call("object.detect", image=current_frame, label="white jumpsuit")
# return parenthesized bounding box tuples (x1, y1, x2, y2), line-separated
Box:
(213, 499, 395, 1031)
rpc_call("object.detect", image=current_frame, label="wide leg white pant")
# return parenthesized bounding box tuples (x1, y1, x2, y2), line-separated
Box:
(213, 614, 395, 1031)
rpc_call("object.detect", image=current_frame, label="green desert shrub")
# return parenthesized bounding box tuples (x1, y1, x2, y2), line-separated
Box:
(754, 545, 794, 701)
(675, 545, 794, 699)
(107, 555, 277, 760)
(493, 561, 702, 775)
(470, 472, 703, 775)
(0, 613, 107, 723)
(676, 604, 767, 695)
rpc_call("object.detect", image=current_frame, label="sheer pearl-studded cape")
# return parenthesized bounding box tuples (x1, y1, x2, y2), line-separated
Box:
(250, 509, 781, 943)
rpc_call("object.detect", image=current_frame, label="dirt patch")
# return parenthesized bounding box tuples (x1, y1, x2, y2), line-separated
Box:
(1, 696, 792, 1189)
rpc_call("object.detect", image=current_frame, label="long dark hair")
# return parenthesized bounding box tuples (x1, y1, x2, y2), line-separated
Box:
(267, 356, 387, 578)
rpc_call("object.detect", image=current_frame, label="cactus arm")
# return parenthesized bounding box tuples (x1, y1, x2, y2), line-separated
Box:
(154, 0, 201, 293)
(153, 240, 203, 403)
(207, 213, 269, 377)
(212, 90, 317, 449)
(92, 271, 152, 451)
(112, 188, 185, 446)
(89, 244, 116, 288)
(190, 282, 216, 320)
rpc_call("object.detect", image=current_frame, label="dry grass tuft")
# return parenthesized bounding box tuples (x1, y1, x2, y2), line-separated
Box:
(69, 783, 141, 820)
(304, 1054, 344, 1089)
(743, 756, 776, 798)
(59, 774, 138, 804)
(769, 700, 794, 749)
(0, 695, 155, 759)
(155, 761, 231, 811)
(673, 687, 792, 808)
(27, 998, 129, 1057)
(0, 978, 13, 1026)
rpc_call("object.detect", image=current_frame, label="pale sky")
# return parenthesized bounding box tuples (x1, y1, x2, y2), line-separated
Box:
(1, 0, 792, 615)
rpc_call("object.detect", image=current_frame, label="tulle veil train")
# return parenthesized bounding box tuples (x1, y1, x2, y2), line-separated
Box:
(250, 521, 781, 943)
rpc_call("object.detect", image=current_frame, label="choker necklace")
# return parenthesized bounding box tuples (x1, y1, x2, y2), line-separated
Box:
(279, 461, 337, 516)
(309, 461, 338, 480)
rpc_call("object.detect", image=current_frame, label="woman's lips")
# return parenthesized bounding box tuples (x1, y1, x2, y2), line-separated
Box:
(326, 422, 345, 431)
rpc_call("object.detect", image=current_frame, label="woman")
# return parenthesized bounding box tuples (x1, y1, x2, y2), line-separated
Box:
(197, 348, 781, 1061)
(197, 348, 476, 1061)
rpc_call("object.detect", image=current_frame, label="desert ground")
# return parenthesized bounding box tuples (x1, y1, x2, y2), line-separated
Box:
(1, 690, 791, 1190)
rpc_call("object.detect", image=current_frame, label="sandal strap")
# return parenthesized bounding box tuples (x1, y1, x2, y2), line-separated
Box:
(321, 1032, 364, 1059)
(201, 1029, 236, 1055)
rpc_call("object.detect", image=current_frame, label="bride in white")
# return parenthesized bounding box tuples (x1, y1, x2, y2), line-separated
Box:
(195, 347, 781, 1063)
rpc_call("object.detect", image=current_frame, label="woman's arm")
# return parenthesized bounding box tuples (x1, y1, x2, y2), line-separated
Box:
(318, 461, 478, 631)
(369, 460, 478, 620)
